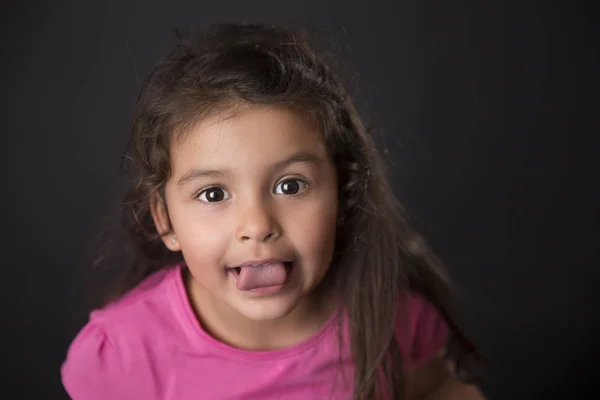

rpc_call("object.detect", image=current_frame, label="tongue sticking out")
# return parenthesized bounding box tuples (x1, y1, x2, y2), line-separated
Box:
(235, 262, 287, 291)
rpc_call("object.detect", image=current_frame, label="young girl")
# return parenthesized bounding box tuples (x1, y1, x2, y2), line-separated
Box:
(61, 24, 486, 399)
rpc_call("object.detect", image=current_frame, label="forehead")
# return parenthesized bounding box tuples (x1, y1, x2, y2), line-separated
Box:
(170, 106, 327, 172)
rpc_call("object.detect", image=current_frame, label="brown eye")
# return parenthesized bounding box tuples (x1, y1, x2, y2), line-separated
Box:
(198, 187, 230, 203)
(274, 179, 307, 195)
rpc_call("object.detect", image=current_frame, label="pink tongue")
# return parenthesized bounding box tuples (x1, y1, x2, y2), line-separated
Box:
(236, 262, 287, 291)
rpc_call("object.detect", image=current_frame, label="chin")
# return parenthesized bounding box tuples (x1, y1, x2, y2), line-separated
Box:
(230, 293, 302, 322)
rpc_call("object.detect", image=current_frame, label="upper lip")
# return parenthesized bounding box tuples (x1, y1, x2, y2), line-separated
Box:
(230, 258, 290, 269)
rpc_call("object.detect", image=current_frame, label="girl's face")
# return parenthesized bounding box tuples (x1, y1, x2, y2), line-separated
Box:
(156, 106, 338, 323)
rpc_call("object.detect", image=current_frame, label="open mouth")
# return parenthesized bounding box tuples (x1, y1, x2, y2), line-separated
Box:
(228, 260, 295, 292)
(229, 261, 293, 277)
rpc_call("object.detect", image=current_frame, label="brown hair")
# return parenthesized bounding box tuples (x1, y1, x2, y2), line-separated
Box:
(96, 24, 483, 399)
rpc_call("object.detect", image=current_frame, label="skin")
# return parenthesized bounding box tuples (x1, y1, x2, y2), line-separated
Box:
(151, 105, 486, 399)
(151, 105, 339, 350)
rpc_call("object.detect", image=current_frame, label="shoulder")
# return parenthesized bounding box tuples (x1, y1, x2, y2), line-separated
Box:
(394, 293, 487, 399)
(61, 320, 127, 399)
(394, 291, 449, 367)
(61, 266, 182, 400)
(92, 265, 181, 340)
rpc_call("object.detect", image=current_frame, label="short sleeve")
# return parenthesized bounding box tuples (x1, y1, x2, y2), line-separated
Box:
(61, 321, 129, 400)
(394, 292, 448, 367)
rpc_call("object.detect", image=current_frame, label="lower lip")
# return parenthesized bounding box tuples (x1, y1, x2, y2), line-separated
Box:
(246, 285, 286, 295)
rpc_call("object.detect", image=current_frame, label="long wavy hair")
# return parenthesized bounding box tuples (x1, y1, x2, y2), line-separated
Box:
(93, 24, 483, 399)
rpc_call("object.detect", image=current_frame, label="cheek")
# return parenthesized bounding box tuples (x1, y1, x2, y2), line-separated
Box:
(287, 197, 338, 262)
(169, 205, 232, 266)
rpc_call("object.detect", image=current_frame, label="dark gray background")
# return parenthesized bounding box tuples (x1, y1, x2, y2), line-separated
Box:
(1, 1, 598, 399)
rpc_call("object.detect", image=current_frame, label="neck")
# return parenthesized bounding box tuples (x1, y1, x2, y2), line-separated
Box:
(183, 269, 338, 351)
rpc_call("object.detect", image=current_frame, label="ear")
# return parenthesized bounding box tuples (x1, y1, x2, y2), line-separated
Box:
(150, 192, 181, 252)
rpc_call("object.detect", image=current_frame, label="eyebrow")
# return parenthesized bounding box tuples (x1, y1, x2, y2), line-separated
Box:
(176, 151, 324, 186)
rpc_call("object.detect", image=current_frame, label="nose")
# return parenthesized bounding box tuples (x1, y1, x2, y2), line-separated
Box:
(236, 200, 281, 243)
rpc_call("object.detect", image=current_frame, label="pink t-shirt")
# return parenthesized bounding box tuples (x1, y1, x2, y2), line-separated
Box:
(61, 265, 447, 399)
